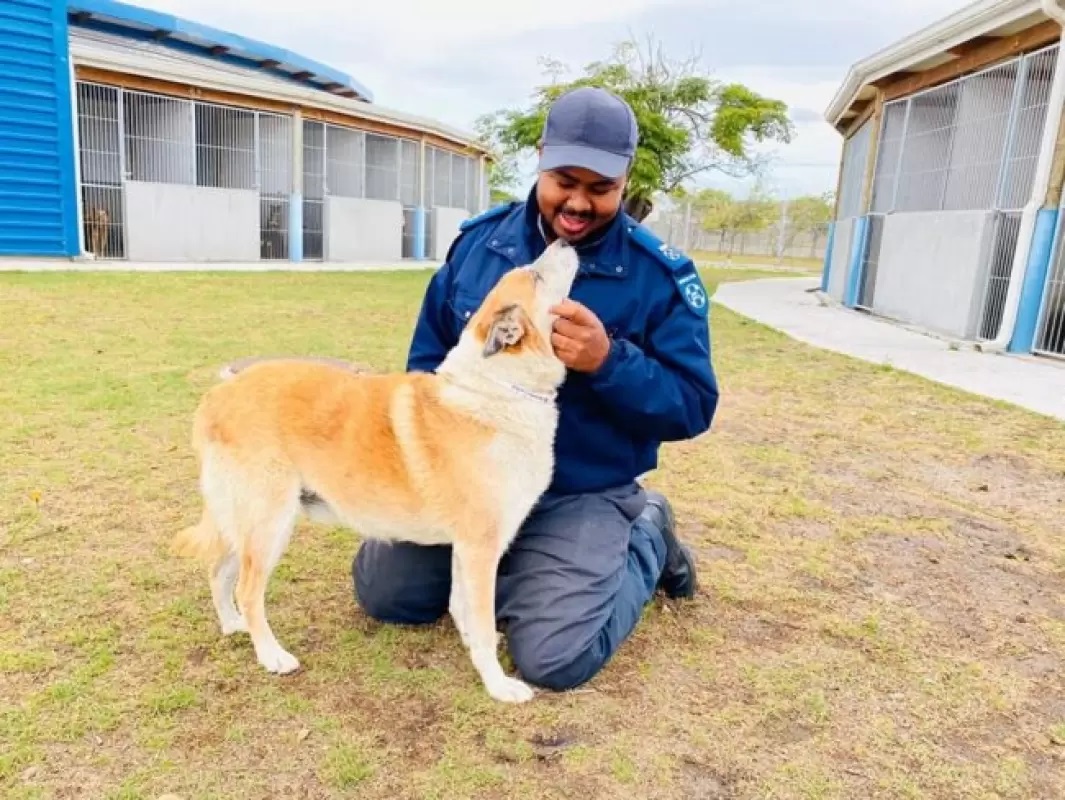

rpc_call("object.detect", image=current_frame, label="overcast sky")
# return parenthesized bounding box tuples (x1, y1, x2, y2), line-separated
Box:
(135, 0, 972, 199)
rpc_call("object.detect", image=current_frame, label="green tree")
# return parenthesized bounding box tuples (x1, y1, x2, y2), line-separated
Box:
(783, 192, 835, 257)
(728, 191, 777, 256)
(691, 188, 737, 252)
(473, 117, 521, 205)
(476, 36, 795, 221)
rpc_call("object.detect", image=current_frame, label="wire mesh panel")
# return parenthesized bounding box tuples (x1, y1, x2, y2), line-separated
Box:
(302, 120, 325, 260)
(894, 82, 962, 212)
(365, 133, 399, 201)
(195, 103, 255, 190)
(425, 146, 476, 209)
(835, 119, 871, 220)
(870, 101, 909, 213)
(75, 82, 125, 259)
(857, 214, 884, 309)
(428, 147, 447, 207)
(399, 139, 419, 207)
(123, 90, 195, 184)
(465, 159, 480, 213)
(1035, 217, 1065, 357)
(402, 207, 417, 258)
(979, 211, 1024, 340)
(450, 153, 469, 210)
(869, 46, 1058, 216)
(425, 206, 435, 259)
(941, 61, 1018, 211)
(999, 46, 1059, 210)
(1036, 273, 1065, 356)
(326, 125, 365, 198)
(258, 113, 292, 260)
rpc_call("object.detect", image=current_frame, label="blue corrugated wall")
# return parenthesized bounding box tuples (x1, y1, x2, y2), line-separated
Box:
(0, 1, 80, 257)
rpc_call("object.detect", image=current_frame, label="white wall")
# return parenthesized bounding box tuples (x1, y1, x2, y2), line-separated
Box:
(873, 210, 997, 338)
(325, 197, 403, 261)
(125, 183, 259, 261)
(432, 206, 470, 261)
(827, 217, 855, 302)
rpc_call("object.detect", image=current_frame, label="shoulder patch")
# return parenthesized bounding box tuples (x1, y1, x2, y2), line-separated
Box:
(459, 201, 516, 232)
(627, 223, 709, 317)
(674, 271, 710, 316)
(628, 223, 690, 270)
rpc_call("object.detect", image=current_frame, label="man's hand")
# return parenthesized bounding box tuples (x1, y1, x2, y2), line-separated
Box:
(550, 300, 611, 373)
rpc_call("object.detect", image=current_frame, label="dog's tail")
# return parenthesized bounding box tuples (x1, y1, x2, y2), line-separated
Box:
(172, 508, 230, 563)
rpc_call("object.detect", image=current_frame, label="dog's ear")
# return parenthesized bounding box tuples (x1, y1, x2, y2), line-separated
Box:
(482, 303, 527, 357)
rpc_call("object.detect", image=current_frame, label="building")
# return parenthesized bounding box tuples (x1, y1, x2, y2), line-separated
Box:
(823, 0, 1065, 360)
(0, 0, 491, 265)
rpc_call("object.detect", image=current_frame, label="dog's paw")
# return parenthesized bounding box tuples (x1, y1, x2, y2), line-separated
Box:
(258, 647, 300, 675)
(486, 676, 535, 704)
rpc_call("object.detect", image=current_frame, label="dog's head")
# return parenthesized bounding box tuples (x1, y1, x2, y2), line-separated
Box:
(469, 239, 580, 362)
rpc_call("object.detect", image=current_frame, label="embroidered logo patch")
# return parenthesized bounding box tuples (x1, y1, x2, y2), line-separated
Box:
(676, 272, 709, 315)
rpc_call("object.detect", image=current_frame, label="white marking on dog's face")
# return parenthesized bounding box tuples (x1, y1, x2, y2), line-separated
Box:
(528, 239, 580, 336)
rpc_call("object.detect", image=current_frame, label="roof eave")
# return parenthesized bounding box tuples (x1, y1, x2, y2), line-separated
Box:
(68, 35, 490, 155)
(67, 0, 376, 103)
(824, 0, 1047, 131)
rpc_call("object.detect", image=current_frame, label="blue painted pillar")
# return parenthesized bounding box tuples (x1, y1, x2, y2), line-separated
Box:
(1009, 207, 1060, 353)
(413, 206, 427, 260)
(843, 215, 870, 308)
(820, 221, 836, 292)
(289, 193, 303, 263)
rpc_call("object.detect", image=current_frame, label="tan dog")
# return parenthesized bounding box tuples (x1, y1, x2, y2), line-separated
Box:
(172, 240, 580, 703)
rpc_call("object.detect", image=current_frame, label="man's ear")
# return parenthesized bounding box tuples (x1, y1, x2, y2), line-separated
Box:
(482, 304, 526, 357)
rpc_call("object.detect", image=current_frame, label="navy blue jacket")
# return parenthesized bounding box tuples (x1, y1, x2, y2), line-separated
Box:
(406, 188, 720, 496)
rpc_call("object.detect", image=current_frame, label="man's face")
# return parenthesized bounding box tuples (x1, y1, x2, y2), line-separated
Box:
(536, 165, 626, 244)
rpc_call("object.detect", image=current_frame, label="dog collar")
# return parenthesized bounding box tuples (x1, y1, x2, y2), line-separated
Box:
(503, 381, 556, 404)
(443, 372, 556, 405)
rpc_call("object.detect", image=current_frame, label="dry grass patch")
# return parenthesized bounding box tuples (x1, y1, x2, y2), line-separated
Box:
(2, 266, 1065, 799)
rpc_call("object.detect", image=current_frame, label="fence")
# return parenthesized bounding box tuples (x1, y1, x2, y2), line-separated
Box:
(1035, 195, 1065, 359)
(74, 80, 483, 261)
(861, 44, 1059, 336)
(648, 202, 830, 264)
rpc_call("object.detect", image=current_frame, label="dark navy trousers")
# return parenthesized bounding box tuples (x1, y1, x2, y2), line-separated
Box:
(351, 482, 668, 691)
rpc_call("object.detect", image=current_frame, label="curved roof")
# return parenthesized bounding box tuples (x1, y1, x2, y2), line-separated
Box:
(67, 0, 374, 102)
(825, 0, 1057, 132)
(68, 26, 490, 155)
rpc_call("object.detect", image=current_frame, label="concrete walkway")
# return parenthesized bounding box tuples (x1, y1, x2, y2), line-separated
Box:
(712, 277, 1065, 423)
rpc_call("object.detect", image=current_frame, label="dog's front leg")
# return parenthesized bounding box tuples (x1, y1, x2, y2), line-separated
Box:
(448, 549, 471, 648)
(453, 538, 534, 703)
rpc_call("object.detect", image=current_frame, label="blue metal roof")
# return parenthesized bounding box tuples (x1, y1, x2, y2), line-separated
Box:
(66, 0, 374, 102)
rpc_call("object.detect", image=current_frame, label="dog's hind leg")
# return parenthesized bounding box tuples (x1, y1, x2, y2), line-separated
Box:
(200, 446, 303, 674)
(210, 549, 246, 636)
(172, 502, 246, 636)
(232, 479, 302, 675)
(453, 535, 534, 703)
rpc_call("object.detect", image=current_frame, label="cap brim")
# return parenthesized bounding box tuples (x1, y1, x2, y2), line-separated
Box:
(538, 145, 630, 180)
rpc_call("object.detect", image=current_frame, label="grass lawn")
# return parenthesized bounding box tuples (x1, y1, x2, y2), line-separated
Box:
(691, 250, 824, 272)
(3, 265, 1065, 800)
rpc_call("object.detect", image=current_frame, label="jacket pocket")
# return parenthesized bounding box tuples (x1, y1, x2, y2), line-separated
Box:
(447, 289, 482, 338)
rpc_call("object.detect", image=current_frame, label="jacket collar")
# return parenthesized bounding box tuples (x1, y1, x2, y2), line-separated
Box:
(486, 184, 631, 279)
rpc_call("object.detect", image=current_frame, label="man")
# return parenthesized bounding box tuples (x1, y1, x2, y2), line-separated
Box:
(352, 86, 719, 691)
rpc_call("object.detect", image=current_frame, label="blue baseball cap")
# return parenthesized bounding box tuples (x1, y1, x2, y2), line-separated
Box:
(538, 87, 638, 180)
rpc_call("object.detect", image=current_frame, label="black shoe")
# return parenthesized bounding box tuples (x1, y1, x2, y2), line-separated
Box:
(640, 491, 697, 600)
